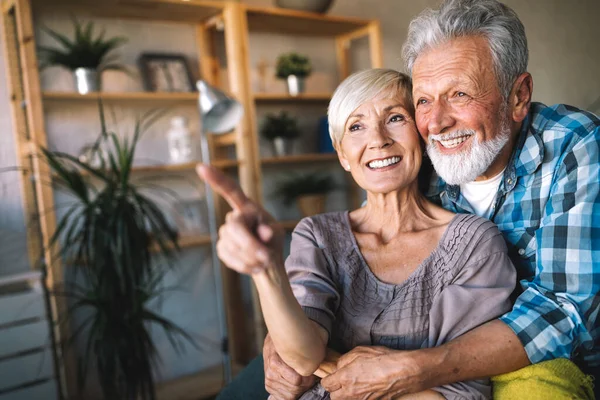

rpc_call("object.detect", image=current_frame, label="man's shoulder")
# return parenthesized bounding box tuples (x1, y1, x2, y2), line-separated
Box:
(529, 102, 600, 141)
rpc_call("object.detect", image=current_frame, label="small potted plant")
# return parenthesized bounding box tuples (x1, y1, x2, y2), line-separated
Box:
(274, 172, 337, 216)
(275, 52, 312, 96)
(38, 19, 128, 94)
(260, 111, 301, 157)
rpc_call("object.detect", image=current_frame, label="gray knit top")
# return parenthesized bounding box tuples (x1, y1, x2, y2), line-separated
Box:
(286, 212, 516, 400)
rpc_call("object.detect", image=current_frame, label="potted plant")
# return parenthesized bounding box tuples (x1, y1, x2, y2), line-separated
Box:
(274, 172, 337, 216)
(260, 111, 301, 157)
(275, 52, 312, 96)
(42, 101, 195, 399)
(38, 19, 128, 94)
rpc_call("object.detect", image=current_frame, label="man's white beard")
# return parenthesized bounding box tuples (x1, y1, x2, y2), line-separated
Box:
(426, 118, 511, 185)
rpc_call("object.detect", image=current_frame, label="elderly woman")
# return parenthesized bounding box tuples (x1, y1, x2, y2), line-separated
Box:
(200, 69, 516, 399)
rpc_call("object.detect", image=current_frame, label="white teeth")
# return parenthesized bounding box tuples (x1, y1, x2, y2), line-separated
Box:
(368, 156, 401, 169)
(439, 135, 470, 148)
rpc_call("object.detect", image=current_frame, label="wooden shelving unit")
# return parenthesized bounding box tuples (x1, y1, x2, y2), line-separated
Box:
(279, 220, 300, 231)
(150, 233, 212, 253)
(261, 153, 338, 165)
(1, 0, 382, 398)
(253, 92, 332, 102)
(43, 91, 198, 102)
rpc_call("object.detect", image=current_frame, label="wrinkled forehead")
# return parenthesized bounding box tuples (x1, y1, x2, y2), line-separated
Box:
(348, 87, 413, 117)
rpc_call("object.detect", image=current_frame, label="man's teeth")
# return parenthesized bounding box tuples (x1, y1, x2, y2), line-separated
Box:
(439, 135, 471, 149)
(368, 156, 401, 169)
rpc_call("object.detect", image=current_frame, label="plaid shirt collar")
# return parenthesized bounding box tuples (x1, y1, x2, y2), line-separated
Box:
(427, 107, 543, 205)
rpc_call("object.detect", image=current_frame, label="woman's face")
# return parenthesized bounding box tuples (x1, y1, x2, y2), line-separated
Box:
(337, 91, 422, 195)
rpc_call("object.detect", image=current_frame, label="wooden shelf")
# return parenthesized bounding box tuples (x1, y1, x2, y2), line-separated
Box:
(178, 234, 212, 249)
(52, 160, 238, 180)
(32, 0, 224, 23)
(253, 93, 332, 102)
(245, 4, 370, 36)
(43, 91, 198, 102)
(261, 153, 338, 165)
(279, 220, 300, 231)
(133, 160, 238, 173)
(156, 362, 243, 400)
(151, 234, 212, 253)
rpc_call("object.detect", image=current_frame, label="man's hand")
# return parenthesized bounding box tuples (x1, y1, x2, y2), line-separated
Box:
(264, 334, 317, 400)
(321, 346, 426, 400)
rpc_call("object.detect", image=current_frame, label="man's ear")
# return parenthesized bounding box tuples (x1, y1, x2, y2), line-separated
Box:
(510, 72, 533, 123)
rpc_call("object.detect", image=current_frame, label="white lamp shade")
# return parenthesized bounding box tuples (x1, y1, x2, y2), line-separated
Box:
(197, 80, 244, 134)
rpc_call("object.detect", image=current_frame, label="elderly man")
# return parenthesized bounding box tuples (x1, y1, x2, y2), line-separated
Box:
(216, 0, 598, 398)
(255, 0, 599, 399)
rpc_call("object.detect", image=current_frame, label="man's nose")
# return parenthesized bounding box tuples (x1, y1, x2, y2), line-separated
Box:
(427, 100, 455, 135)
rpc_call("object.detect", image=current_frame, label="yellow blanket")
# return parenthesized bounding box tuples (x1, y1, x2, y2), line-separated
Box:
(492, 358, 595, 400)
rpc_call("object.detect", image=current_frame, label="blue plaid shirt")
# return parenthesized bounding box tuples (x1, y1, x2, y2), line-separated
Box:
(426, 102, 600, 370)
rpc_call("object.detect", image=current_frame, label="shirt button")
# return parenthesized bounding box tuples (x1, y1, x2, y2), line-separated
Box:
(507, 178, 513, 185)
(518, 248, 526, 256)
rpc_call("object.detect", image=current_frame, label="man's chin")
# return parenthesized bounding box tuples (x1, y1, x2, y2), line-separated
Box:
(428, 151, 484, 185)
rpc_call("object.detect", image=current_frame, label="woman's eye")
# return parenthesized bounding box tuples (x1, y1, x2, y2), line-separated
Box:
(457, 92, 467, 97)
(348, 124, 360, 132)
(389, 114, 405, 123)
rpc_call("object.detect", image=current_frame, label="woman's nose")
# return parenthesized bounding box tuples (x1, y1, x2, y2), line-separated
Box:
(368, 125, 393, 149)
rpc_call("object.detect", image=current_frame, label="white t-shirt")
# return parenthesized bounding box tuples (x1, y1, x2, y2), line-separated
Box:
(460, 169, 505, 219)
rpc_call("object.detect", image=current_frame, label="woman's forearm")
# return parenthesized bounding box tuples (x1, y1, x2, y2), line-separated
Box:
(253, 265, 327, 376)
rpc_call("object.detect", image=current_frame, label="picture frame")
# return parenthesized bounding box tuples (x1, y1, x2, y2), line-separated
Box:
(138, 53, 195, 92)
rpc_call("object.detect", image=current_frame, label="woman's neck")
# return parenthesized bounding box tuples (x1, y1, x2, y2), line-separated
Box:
(353, 185, 439, 243)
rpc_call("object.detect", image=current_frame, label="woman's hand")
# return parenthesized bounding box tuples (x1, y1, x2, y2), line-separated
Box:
(197, 164, 283, 275)
(217, 207, 284, 275)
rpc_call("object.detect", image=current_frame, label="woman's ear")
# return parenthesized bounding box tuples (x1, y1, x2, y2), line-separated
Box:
(337, 150, 351, 171)
(510, 72, 533, 123)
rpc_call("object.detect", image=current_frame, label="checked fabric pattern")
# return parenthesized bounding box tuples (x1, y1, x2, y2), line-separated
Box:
(427, 102, 600, 370)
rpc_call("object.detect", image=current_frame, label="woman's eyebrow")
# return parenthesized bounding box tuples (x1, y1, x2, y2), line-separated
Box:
(348, 113, 364, 119)
(384, 103, 406, 112)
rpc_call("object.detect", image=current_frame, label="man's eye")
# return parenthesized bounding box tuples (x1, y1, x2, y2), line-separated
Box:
(457, 92, 467, 97)
(417, 98, 427, 105)
(389, 114, 405, 123)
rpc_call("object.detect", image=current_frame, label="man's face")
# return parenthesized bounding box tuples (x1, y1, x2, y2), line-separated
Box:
(412, 36, 515, 184)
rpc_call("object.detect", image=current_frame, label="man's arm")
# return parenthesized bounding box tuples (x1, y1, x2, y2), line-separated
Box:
(498, 125, 600, 366)
(320, 320, 528, 398)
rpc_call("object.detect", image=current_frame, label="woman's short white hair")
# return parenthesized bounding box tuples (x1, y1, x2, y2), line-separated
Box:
(328, 68, 412, 149)
(402, 0, 528, 100)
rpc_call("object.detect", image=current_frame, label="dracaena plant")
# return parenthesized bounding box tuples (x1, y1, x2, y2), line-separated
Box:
(42, 101, 196, 400)
(38, 19, 127, 72)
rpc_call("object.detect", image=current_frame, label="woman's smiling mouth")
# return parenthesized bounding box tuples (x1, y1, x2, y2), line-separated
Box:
(367, 156, 402, 170)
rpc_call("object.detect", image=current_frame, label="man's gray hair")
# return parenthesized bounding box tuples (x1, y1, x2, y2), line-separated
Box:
(402, 0, 528, 99)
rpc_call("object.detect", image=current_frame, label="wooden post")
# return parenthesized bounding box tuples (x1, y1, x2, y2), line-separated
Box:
(8, 0, 77, 397)
(196, 20, 221, 87)
(222, 2, 267, 358)
(368, 20, 383, 68)
(1, 1, 40, 292)
(335, 36, 350, 82)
